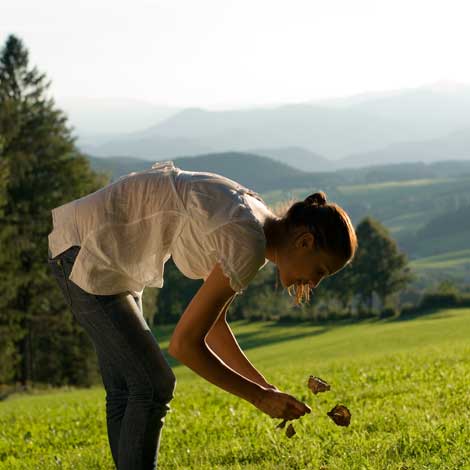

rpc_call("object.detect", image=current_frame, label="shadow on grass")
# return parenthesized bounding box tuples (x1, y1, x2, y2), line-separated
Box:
(227, 325, 330, 351)
(157, 321, 332, 368)
(157, 308, 467, 368)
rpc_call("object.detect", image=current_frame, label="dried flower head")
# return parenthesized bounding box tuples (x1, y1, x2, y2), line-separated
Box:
(327, 404, 351, 427)
(286, 423, 296, 438)
(275, 419, 297, 438)
(307, 376, 331, 394)
(276, 419, 287, 429)
(287, 280, 314, 305)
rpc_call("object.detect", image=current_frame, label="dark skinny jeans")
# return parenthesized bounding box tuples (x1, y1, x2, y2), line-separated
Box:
(47, 245, 176, 469)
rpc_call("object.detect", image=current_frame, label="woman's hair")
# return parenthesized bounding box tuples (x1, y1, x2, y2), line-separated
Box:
(272, 191, 358, 305)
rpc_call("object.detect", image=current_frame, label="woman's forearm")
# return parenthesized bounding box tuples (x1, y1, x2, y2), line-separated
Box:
(205, 321, 272, 388)
(169, 340, 266, 406)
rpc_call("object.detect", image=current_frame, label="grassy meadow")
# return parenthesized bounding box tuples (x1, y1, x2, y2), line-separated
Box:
(410, 249, 470, 282)
(1, 308, 469, 469)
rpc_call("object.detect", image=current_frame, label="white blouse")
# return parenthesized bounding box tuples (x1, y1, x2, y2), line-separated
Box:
(48, 160, 271, 300)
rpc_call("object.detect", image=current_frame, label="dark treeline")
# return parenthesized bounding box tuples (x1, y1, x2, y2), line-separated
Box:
(0, 35, 110, 390)
(0, 35, 467, 391)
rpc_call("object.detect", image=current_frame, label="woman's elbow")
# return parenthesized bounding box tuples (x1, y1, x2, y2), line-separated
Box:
(168, 336, 203, 360)
(167, 341, 180, 359)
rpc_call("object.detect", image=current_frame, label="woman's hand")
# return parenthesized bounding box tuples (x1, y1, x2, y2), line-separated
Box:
(253, 387, 311, 420)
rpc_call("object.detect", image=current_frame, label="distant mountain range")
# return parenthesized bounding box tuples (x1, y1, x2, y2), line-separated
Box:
(79, 82, 470, 171)
(88, 152, 311, 193)
(340, 127, 470, 169)
(247, 146, 333, 172)
(86, 151, 470, 193)
(57, 97, 180, 139)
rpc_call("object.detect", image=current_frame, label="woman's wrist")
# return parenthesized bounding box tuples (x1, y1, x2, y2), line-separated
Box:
(249, 384, 267, 408)
(264, 383, 278, 390)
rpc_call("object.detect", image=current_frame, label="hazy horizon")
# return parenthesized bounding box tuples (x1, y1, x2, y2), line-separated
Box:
(2, 0, 470, 109)
(55, 79, 470, 111)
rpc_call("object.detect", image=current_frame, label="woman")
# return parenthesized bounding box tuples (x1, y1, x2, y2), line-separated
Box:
(47, 160, 357, 469)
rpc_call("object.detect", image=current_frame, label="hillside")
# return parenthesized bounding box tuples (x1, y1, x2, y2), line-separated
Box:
(410, 249, 470, 285)
(85, 153, 470, 283)
(86, 152, 308, 192)
(261, 174, 470, 283)
(340, 128, 470, 169)
(87, 152, 470, 191)
(80, 84, 470, 169)
(399, 204, 470, 258)
(2, 308, 469, 469)
(247, 146, 334, 172)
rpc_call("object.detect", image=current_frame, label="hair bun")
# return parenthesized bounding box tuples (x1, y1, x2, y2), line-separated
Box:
(304, 191, 327, 207)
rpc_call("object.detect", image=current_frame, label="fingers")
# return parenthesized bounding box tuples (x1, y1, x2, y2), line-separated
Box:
(284, 402, 308, 420)
(272, 403, 301, 420)
(267, 390, 312, 420)
(289, 396, 311, 415)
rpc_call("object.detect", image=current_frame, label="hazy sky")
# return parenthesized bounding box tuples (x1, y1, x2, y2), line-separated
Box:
(2, 0, 470, 109)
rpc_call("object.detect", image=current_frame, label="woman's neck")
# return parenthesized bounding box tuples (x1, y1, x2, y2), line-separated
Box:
(263, 215, 285, 264)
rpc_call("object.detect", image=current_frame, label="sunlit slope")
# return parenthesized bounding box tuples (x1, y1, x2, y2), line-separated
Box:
(164, 308, 470, 380)
(409, 249, 470, 283)
(263, 177, 470, 282)
(1, 309, 469, 469)
(263, 177, 470, 239)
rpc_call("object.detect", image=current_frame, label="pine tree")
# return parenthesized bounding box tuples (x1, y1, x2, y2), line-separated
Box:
(0, 136, 23, 385)
(0, 34, 108, 387)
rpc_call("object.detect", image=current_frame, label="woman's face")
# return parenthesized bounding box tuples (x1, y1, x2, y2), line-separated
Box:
(276, 230, 345, 290)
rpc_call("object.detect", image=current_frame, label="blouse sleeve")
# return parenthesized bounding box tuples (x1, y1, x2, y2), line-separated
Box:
(210, 220, 268, 294)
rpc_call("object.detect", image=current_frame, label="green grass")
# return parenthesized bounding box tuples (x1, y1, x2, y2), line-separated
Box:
(1, 309, 470, 469)
(408, 249, 470, 285)
(336, 178, 454, 193)
(410, 249, 470, 270)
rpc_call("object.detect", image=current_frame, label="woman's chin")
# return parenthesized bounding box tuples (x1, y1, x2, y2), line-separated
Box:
(285, 278, 296, 289)
(279, 273, 296, 289)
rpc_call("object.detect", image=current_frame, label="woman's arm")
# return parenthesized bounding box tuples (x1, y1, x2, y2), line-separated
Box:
(168, 262, 267, 406)
(205, 301, 273, 389)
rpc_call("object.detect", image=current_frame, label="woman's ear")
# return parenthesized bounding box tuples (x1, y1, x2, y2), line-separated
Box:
(298, 231, 315, 250)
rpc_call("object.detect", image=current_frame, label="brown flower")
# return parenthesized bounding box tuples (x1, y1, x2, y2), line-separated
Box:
(275, 419, 297, 438)
(327, 404, 351, 427)
(308, 376, 331, 394)
(276, 419, 287, 429)
(286, 423, 296, 438)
